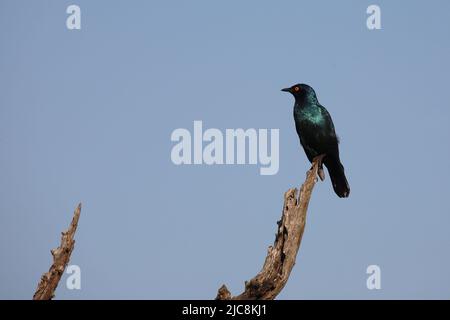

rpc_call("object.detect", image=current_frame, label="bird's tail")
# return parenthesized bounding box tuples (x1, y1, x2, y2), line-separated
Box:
(324, 156, 350, 198)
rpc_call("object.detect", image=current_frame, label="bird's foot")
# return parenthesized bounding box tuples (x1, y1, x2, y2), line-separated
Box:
(312, 154, 326, 181)
(318, 167, 325, 181)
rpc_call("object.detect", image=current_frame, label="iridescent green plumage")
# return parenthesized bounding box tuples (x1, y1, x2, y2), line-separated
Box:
(282, 84, 350, 198)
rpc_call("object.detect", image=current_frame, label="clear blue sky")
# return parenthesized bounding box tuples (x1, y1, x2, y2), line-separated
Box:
(1, 0, 450, 299)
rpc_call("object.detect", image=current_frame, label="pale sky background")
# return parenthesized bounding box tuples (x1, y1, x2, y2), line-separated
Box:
(1, 0, 450, 299)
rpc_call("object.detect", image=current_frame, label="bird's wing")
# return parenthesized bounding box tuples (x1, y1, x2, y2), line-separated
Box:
(319, 105, 338, 141)
(303, 105, 340, 157)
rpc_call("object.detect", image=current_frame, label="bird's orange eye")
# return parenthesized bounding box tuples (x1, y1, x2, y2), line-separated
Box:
(294, 86, 300, 92)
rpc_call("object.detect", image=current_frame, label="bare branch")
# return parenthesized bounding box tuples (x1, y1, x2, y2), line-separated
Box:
(33, 203, 82, 300)
(216, 156, 323, 300)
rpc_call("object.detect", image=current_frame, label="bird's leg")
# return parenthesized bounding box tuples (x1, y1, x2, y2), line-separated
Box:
(312, 154, 326, 181)
(317, 165, 325, 182)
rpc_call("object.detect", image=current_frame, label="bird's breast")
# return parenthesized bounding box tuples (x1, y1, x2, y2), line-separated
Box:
(294, 106, 324, 127)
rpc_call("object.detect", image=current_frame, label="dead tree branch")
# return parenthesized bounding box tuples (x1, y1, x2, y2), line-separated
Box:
(216, 156, 324, 300)
(33, 203, 82, 300)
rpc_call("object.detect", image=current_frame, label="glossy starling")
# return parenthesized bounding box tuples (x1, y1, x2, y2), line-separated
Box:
(282, 83, 350, 198)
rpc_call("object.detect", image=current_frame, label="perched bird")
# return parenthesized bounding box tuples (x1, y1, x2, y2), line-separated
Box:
(282, 84, 350, 198)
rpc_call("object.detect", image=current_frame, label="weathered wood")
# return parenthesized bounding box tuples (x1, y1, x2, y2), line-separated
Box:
(33, 203, 82, 300)
(216, 156, 323, 300)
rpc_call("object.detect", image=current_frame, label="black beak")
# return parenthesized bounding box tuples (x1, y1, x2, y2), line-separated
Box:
(281, 87, 291, 93)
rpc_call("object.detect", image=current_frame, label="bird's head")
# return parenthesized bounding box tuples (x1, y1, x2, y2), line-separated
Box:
(281, 83, 318, 103)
